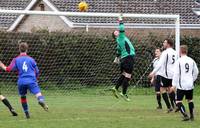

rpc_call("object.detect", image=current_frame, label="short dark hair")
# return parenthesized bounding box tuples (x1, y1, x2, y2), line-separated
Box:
(155, 48, 162, 52)
(164, 39, 174, 47)
(180, 45, 188, 54)
(19, 42, 28, 53)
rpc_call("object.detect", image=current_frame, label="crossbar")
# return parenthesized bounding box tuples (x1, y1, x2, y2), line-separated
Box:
(0, 9, 180, 55)
(0, 10, 179, 19)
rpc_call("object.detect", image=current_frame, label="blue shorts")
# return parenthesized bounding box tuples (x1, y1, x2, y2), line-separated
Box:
(18, 82, 41, 96)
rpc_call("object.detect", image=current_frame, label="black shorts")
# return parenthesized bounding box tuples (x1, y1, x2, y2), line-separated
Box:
(120, 55, 134, 74)
(154, 75, 161, 92)
(160, 76, 172, 87)
(176, 89, 193, 101)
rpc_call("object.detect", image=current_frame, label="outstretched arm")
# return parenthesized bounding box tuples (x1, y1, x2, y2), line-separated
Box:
(118, 14, 125, 39)
(115, 15, 125, 58)
(0, 61, 7, 71)
(0, 59, 17, 72)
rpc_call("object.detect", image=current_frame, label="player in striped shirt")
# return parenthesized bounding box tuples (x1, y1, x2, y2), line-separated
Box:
(0, 42, 48, 119)
(172, 45, 199, 121)
(150, 48, 162, 109)
(149, 39, 177, 112)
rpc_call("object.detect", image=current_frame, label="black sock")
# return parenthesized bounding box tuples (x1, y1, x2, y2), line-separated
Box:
(162, 92, 171, 109)
(2, 98, 13, 110)
(115, 75, 125, 90)
(188, 102, 194, 118)
(122, 77, 129, 95)
(156, 93, 162, 107)
(177, 102, 187, 117)
(169, 92, 176, 108)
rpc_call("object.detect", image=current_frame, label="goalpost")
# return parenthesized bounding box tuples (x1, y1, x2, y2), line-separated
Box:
(0, 10, 180, 52)
(0, 10, 180, 94)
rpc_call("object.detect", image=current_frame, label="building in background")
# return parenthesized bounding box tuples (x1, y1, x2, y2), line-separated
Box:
(0, 0, 200, 36)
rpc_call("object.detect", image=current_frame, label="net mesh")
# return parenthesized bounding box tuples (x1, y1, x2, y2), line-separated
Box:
(0, 27, 177, 95)
(0, 12, 191, 95)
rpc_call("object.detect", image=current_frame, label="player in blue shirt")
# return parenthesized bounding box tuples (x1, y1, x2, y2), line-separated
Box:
(0, 42, 48, 119)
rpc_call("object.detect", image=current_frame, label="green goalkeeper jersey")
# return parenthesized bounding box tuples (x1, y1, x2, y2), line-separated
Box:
(116, 22, 135, 58)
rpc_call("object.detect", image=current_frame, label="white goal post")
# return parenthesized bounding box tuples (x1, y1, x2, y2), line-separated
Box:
(0, 9, 180, 56)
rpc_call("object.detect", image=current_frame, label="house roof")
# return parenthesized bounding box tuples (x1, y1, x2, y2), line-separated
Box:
(0, 0, 31, 29)
(0, 0, 200, 30)
(52, 0, 200, 25)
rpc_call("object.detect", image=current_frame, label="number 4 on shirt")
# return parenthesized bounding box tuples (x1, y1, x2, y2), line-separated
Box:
(22, 61, 28, 72)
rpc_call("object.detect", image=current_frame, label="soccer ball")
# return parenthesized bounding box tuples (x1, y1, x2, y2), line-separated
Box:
(78, 1, 88, 12)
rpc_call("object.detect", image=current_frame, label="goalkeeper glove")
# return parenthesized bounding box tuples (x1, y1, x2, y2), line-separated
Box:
(113, 57, 120, 64)
(118, 14, 123, 22)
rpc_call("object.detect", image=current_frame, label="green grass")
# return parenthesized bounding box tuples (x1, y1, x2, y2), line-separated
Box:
(0, 90, 199, 128)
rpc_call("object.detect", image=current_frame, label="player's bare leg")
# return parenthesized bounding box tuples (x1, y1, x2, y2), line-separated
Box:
(35, 92, 48, 111)
(176, 100, 190, 121)
(0, 95, 18, 116)
(160, 87, 173, 113)
(188, 99, 194, 121)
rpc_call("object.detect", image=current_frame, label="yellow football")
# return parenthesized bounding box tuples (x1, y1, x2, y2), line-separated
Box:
(78, 1, 88, 12)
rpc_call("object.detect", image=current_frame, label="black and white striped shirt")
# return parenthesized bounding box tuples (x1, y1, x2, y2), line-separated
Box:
(152, 48, 178, 79)
(172, 55, 199, 90)
(152, 58, 161, 76)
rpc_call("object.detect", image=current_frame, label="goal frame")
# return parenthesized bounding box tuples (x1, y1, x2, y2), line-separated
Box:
(0, 9, 180, 56)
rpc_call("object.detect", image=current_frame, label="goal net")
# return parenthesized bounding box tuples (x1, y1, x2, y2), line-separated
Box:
(0, 10, 180, 95)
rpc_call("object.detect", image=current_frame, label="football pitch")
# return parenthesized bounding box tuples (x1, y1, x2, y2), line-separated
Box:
(0, 89, 199, 128)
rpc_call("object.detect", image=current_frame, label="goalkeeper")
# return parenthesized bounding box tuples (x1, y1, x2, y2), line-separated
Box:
(111, 15, 135, 101)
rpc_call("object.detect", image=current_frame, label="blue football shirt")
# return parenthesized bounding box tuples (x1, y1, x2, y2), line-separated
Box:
(6, 53, 39, 84)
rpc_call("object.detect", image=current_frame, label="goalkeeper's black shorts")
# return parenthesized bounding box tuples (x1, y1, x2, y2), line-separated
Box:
(120, 55, 134, 74)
